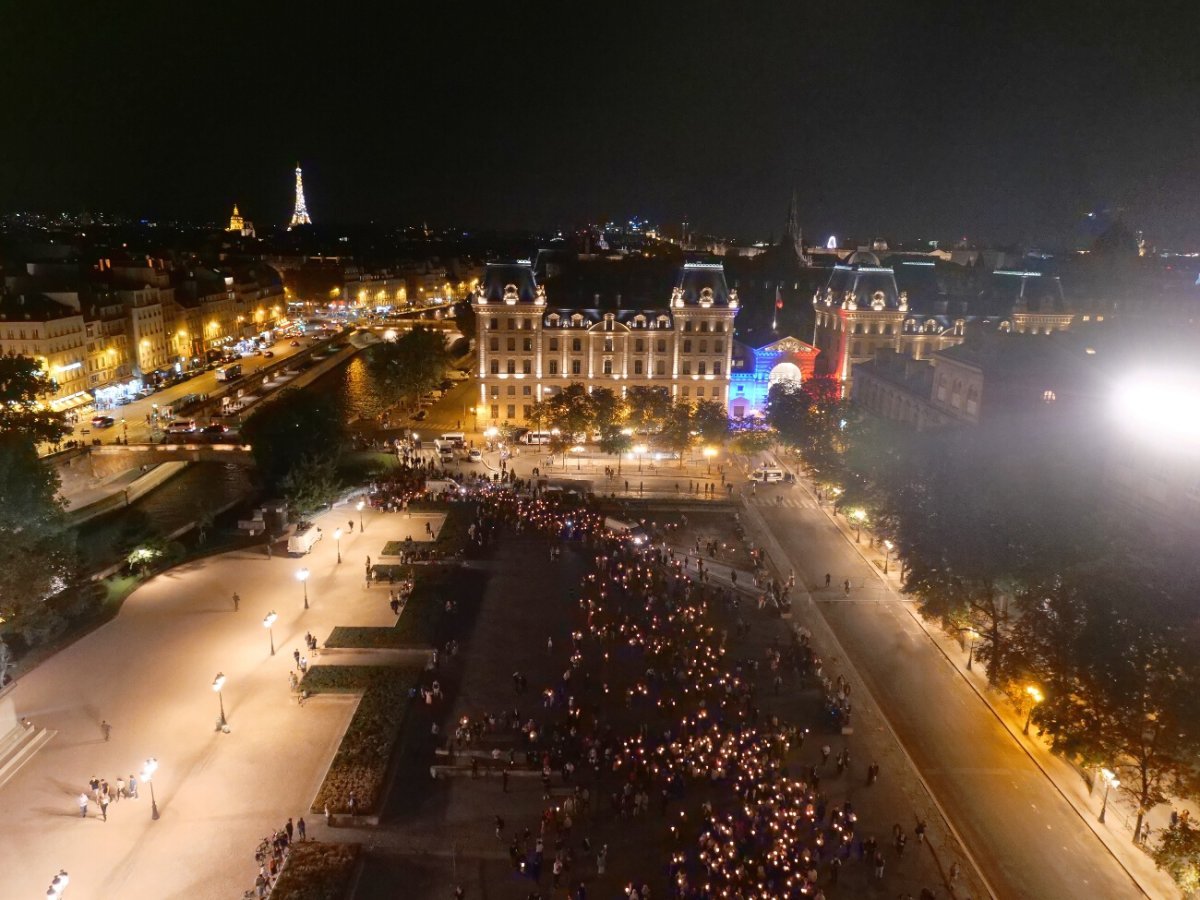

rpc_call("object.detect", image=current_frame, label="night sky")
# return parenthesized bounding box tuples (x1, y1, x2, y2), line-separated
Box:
(3, 2, 1198, 247)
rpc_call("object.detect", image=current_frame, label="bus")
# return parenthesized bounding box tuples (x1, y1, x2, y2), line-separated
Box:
(216, 363, 243, 382)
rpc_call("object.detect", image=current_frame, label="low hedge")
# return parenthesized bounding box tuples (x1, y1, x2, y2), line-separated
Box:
(271, 841, 360, 900)
(325, 565, 485, 649)
(306, 666, 419, 815)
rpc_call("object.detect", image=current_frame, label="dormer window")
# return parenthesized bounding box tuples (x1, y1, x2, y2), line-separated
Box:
(571, 313, 584, 327)
(698, 287, 714, 308)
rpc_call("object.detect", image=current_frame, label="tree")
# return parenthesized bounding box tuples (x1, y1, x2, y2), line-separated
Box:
(598, 427, 633, 473)
(590, 388, 626, 435)
(692, 400, 729, 446)
(1153, 821, 1200, 896)
(626, 386, 672, 434)
(733, 428, 776, 455)
(0, 435, 75, 626)
(545, 383, 594, 441)
(0, 354, 69, 444)
(242, 388, 345, 489)
(1012, 561, 1200, 843)
(280, 454, 344, 517)
(661, 401, 695, 467)
(367, 327, 448, 410)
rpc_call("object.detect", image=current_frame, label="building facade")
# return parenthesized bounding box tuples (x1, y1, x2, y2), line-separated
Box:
(473, 261, 738, 425)
(812, 252, 1073, 389)
(728, 335, 821, 418)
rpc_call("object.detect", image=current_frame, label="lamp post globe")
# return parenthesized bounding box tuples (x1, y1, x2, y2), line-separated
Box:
(263, 611, 278, 656)
(1023, 685, 1043, 735)
(1099, 767, 1119, 823)
(141, 758, 160, 819)
(356, 500, 365, 532)
(212, 673, 227, 727)
(296, 568, 310, 609)
(334, 528, 343, 564)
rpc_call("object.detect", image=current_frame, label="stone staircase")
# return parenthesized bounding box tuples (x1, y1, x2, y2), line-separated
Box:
(0, 721, 55, 791)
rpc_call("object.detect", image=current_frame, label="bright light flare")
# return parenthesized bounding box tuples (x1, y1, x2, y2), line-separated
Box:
(1114, 373, 1200, 445)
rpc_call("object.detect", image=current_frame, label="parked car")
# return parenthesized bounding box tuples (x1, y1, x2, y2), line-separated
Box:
(750, 467, 786, 483)
(262, 350, 274, 358)
(290, 340, 300, 346)
(202, 423, 228, 436)
(467, 448, 483, 462)
(91, 415, 116, 428)
(412, 409, 428, 421)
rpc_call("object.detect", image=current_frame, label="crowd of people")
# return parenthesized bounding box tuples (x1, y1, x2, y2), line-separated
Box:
(431, 486, 950, 898)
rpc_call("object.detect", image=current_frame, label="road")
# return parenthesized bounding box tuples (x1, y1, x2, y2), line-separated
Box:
(743, 483, 1143, 900)
(73, 335, 312, 444)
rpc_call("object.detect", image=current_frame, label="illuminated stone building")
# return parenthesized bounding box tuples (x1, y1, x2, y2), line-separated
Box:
(473, 260, 738, 425)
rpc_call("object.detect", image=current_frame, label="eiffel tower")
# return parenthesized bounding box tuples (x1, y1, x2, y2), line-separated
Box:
(289, 162, 312, 228)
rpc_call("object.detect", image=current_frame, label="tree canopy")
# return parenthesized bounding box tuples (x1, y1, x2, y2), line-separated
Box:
(367, 327, 448, 409)
(0, 354, 69, 444)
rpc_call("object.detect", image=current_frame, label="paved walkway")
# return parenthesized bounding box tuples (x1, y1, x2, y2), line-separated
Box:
(0, 502, 420, 900)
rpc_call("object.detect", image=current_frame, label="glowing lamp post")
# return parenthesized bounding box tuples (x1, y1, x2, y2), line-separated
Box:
(1023, 685, 1043, 735)
(1099, 767, 1119, 823)
(703, 446, 718, 474)
(334, 528, 343, 564)
(47, 869, 69, 898)
(141, 758, 159, 820)
(263, 610, 278, 656)
(883, 539, 894, 574)
(965, 627, 978, 671)
(212, 673, 227, 727)
(634, 445, 648, 473)
(571, 445, 584, 471)
(356, 500, 365, 532)
(851, 508, 866, 543)
(296, 568, 309, 609)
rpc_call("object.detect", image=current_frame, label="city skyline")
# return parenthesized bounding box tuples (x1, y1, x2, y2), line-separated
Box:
(2, 3, 1199, 247)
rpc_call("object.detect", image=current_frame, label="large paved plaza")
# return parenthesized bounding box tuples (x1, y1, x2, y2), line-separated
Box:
(0, 503, 441, 899)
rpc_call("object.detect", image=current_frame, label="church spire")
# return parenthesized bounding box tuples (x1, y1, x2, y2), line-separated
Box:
(783, 188, 810, 266)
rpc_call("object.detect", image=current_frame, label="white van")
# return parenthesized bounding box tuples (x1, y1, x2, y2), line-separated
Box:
(522, 431, 552, 445)
(439, 432, 465, 448)
(750, 467, 786, 483)
(166, 419, 197, 435)
(287, 522, 323, 555)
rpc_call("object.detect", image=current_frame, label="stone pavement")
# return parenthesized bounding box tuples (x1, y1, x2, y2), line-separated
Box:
(0, 501, 424, 900)
(324, 517, 953, 899)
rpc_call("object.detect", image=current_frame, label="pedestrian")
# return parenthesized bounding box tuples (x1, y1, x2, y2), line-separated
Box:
(873, 851, 885, 879)
(232, 592, 240, 611)
(495, 814, 505, 839)
(293, 648, 301, 667)
(99, 794, 109, 821)
(596, 844, 607, 875)
(286, 818, 294, 841)
(502, 769, 510, 793)
(348, 520, 354, 533)
(78, 793, 88, 818)
(297, 816, 307, 841)
(821, 744, 831, 764)
(101, 720, 111, 742)
(949, 861, 961, 884)
(116, 776, 126, 800)
(454, 887, 464, 900)
(915, 818, 926, 843)
(844, 579, 851, 594)
(547, 636, 553, 654)
(128, 773, 138, 798)
(829, 856, 841, 884)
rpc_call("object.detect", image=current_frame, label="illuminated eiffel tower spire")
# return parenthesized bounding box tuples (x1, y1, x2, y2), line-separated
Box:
(289, 162, 312, 228)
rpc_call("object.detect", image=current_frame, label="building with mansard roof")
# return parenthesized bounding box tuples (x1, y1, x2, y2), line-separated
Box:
(472, 260, 739, 426)
(812, 252, 1074, 387)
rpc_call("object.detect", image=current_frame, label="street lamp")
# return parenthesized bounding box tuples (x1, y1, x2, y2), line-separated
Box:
(883, 539, 894, 574)
(1099, 767, 1120, 823)
(703, 446, 718, 474)
(141, 758, 159, 820)
(356, 500, 365, 532)
(47, 869, 69, 898)
(296, 568, 309, 609)
(1023, 685, 1044, 735)
(851, 508, 867, 543)
(212, 673, 227, 727)
(263, 610, 278, 656)
(334, 528, 343, 564)
(634, 444, 647, 473)
(965, 627, 978, 671)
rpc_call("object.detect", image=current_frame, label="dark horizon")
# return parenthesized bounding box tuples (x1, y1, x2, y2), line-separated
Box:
(3, 2, 1198, 248)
